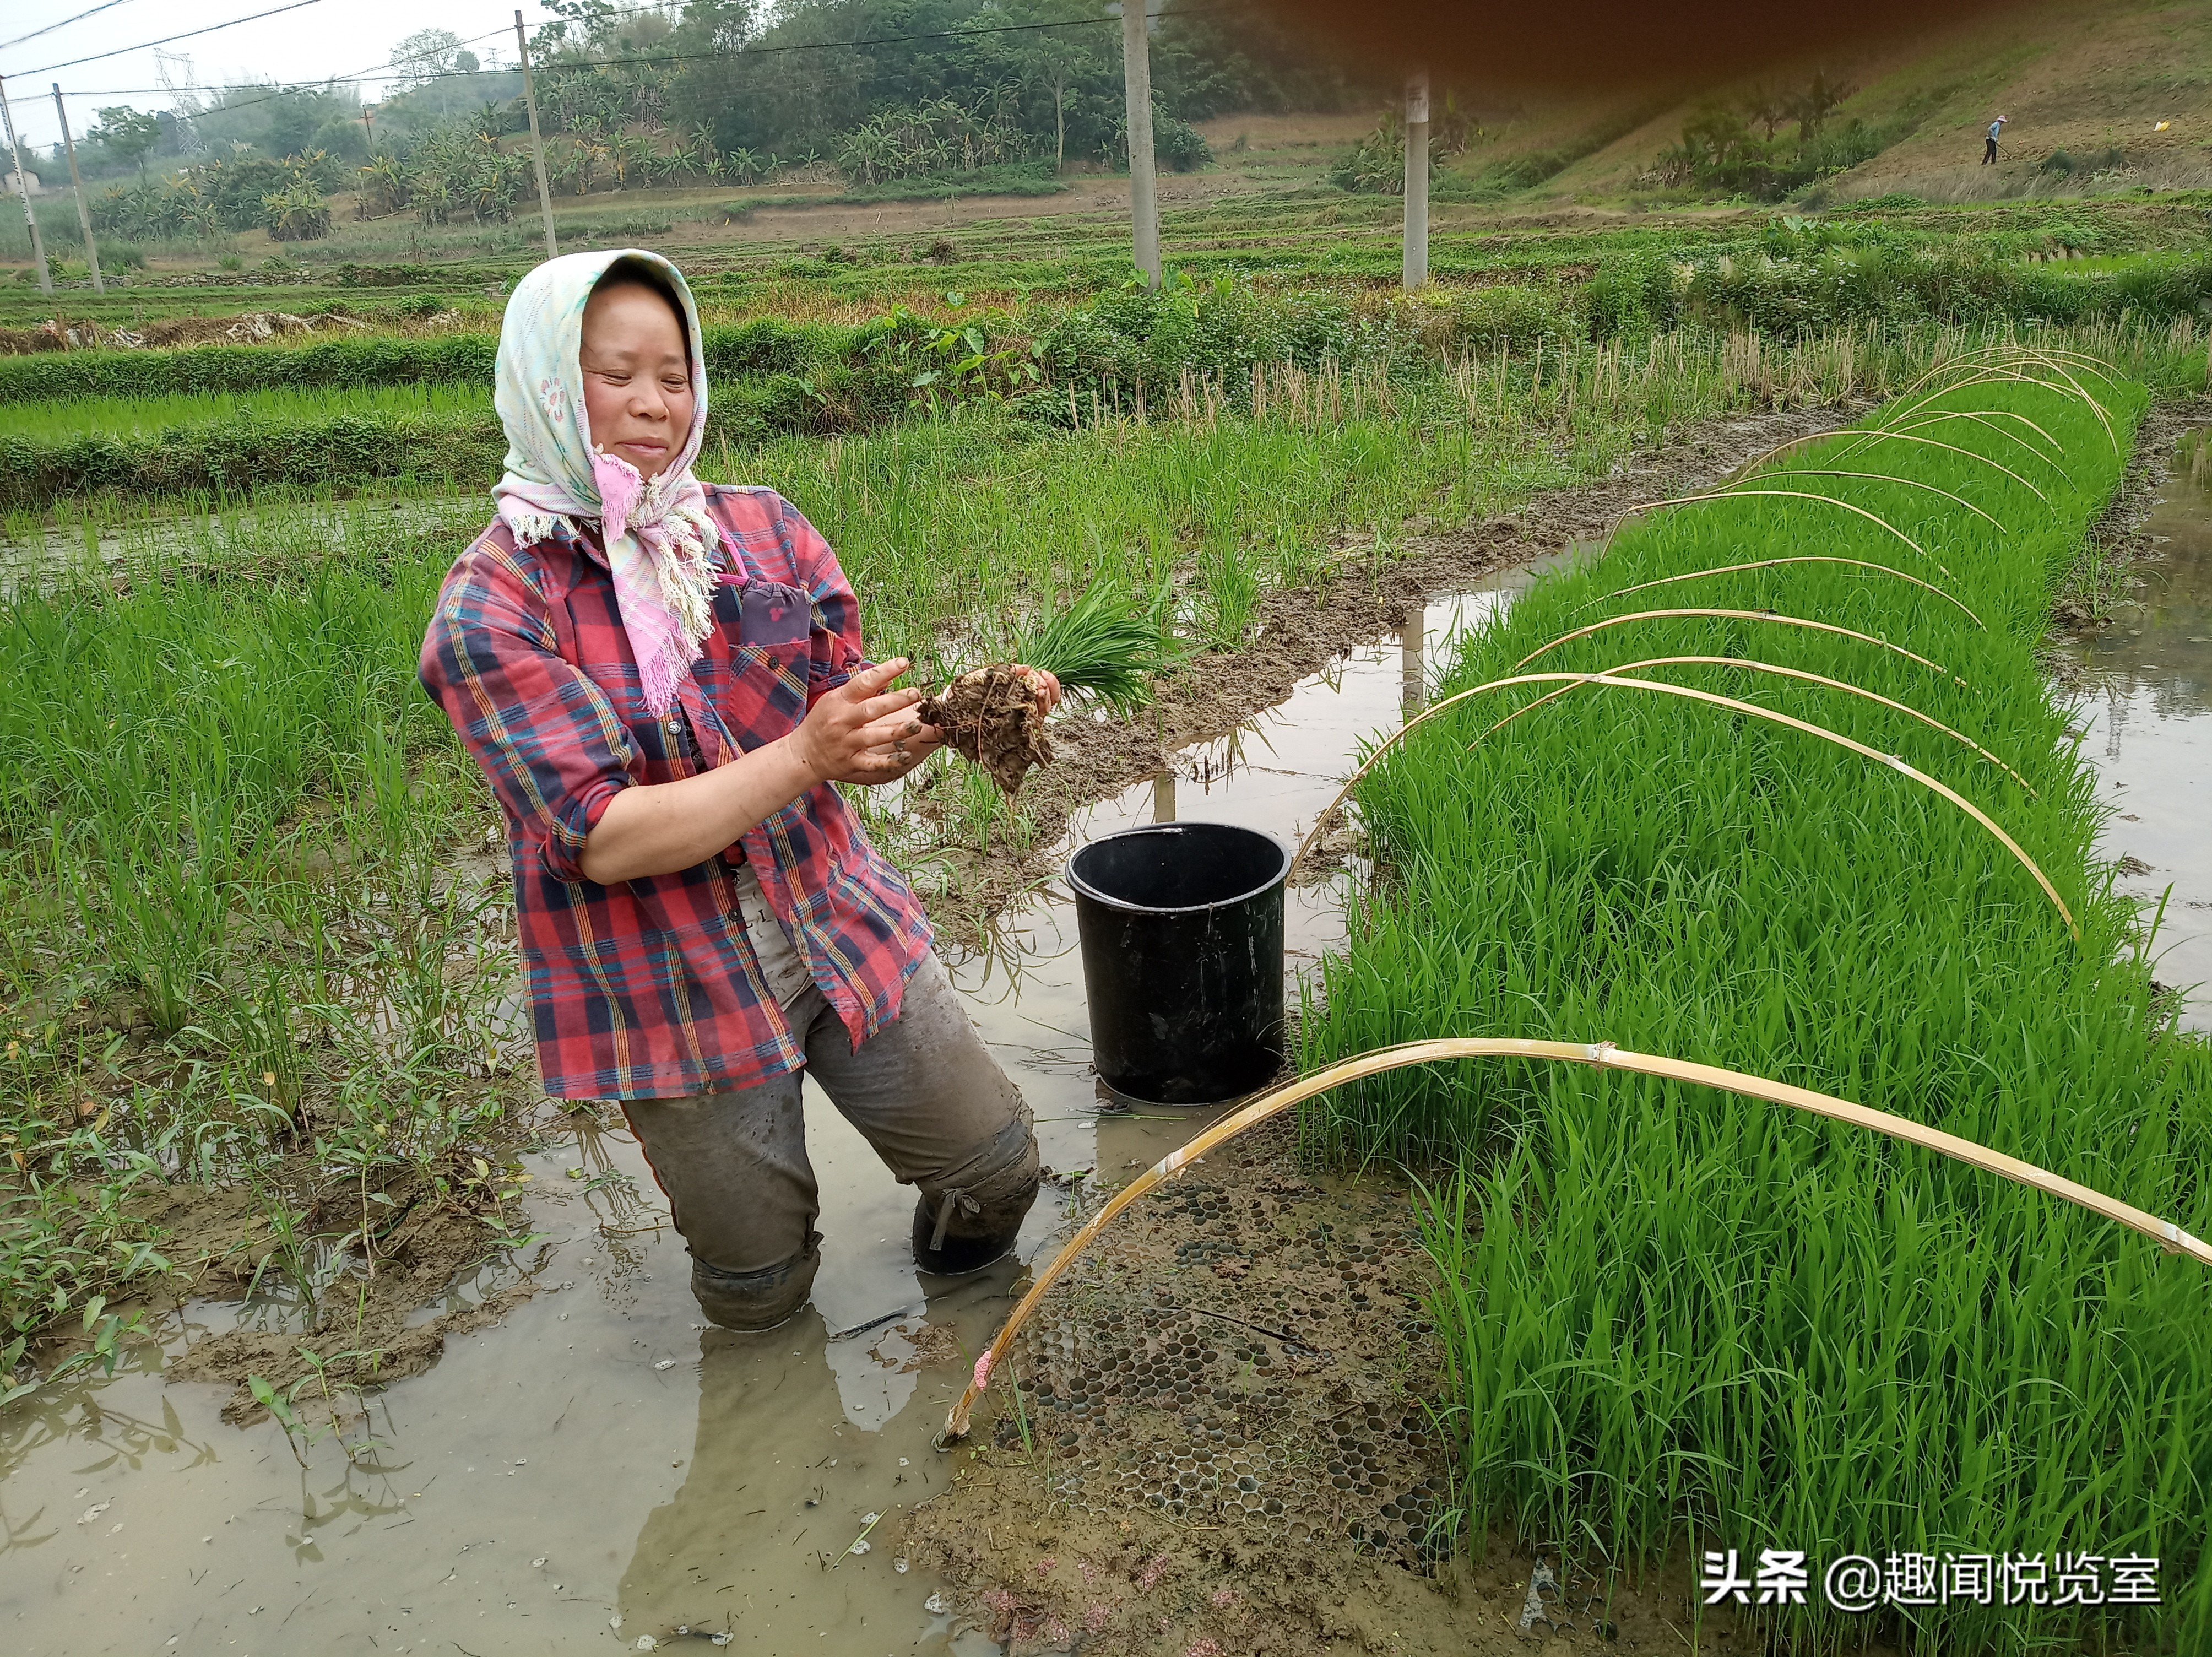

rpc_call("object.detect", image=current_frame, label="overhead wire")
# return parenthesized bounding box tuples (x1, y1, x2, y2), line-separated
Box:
(45, 1, 1235, 97)
(11, 0, 335, 77)
(0, 0, 148, 55)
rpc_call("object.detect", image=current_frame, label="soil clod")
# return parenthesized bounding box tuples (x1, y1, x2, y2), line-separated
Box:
(921, 663, 1054, 793)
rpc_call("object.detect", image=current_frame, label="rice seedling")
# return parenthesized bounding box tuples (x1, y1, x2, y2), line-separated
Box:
(939, 1035, 2211, 1445)
(1297, 361, 2212, 1648)
(1015, 577, 1177, 711)
(922, 578, 1179, 794)
(0, 381, 493, 442)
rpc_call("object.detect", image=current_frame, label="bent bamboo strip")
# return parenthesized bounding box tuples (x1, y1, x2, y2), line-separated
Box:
(1289, 670, 2070, 935)
(1731, 428, 2053, 504)
(1294, 614, 1965, 875)
(1475, 656, 2037, 794)
(1515, 608, 1961, 676)
(1583, 559, 1986, 629)
(1477, 672, 2076, 934)
(1755, 469, 2008, 532)
(937, 1038, 2211, 1444)
(2009, 353, 2121, 456)
(1884, 406, 2068, 463)
(1620, 489, 1941, 567)
(1809, 434, 2052, 504)
(1877, 359, 2111, 443)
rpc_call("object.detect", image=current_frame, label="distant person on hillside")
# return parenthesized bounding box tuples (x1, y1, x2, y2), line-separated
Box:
(1984, 115, 2008, 165)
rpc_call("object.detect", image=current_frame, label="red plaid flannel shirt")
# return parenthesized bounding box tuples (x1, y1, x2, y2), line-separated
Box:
(419, 484, 932, 1100)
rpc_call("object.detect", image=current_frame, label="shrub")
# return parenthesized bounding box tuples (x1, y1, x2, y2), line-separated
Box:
(262, 181, 332, 242)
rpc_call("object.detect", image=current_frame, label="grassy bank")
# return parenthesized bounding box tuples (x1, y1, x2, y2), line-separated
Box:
(12, 259, 2212, 512)
(1304, 359, 2212, 1645)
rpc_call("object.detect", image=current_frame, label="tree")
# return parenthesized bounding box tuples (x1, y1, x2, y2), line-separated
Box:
(1785, 71, 1853, 143)
(1737, 82, 1788, 143)
(91, 106, 162, 183)
(390, 29, 468, 90)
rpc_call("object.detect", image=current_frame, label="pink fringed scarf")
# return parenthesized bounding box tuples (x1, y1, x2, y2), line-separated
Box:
(490, 249, 721, 715)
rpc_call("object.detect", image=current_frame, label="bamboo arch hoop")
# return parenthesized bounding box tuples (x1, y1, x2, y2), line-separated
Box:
(1879, 353, 2118, 446)
(1875, 408, 2070, 472)
(1743, 469, 2007, 531)
(1473, 656, 2035, 795)
(1615, 489, 1940, 568)
(1796, 429, 2052, 500)
(1580, 559, 1987, 630)
(1287, 670, 2074, 935)
(937, 1038, 2212, 1445)
(1730, 426, 2056, 502)
(1514, 607, 1963, 679)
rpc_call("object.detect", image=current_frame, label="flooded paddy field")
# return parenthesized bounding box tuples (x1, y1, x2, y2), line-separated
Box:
(6, 393, 2207, 1657)
(2057, 425, 2212, 1030)
(0, 577, 1504, 1654)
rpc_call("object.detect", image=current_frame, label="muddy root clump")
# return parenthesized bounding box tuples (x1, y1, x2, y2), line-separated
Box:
(921, 664, 1053, 794)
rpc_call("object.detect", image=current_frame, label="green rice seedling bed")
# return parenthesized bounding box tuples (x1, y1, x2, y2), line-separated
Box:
(1304, 361, 2212, 1647)
(0, 381, 494, 440)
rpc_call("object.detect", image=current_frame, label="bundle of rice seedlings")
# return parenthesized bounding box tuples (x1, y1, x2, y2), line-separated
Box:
(921, 578, 1173, 793)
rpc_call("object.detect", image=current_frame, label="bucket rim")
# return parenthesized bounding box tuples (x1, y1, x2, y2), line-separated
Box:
(1066, 820, 1294, 916)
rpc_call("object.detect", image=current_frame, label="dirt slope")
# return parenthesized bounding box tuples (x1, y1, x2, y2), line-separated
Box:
(1432, 0, 2212, 203)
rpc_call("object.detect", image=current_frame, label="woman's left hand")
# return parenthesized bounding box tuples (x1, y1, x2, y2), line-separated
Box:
(1016, 666, 1062, 718)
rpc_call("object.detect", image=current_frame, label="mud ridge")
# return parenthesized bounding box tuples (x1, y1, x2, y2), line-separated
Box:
(155, 1162, 540, 1423)
(2048, 392, 2208, 663)
(923, 399, 1873, 944)
(901, 1118, 1743, 1656)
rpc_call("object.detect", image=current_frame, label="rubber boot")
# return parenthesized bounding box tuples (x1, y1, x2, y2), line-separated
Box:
(690, 1231, 822, 1331)
(913, 1117, 1040, 1276)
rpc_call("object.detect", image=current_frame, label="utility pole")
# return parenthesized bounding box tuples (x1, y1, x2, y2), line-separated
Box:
(1119, 1, 1159, 287)
(1402, 67, 1429, 291)
(53, 85, 104, 295)
(514, 10, 559, 261)
(0, 75, 53, 296)
(362, 103, 375, 150)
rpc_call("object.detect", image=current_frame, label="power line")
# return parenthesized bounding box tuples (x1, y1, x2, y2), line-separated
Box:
(0, 0, 147, 54)
(56, 2, 1239, 96)
(37, 0, 1245, 149)
(13, 0, 334, 78)
(48, 22, 515, 104)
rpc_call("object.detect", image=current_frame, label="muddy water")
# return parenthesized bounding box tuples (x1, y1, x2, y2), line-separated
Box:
(0, 578, 1530, 1655)
(2059, 431, 2212, 1030)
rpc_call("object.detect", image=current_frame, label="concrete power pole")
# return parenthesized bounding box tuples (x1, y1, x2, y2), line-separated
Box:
(514, 10, 560, 261)
(1402, 67, 1429, 291)
(53, 86, 104, 295)
(1120, 2, 1159, 287)
(0, 76, 53, 296)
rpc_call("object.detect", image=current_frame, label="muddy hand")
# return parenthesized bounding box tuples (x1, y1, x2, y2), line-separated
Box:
(1012, 665, 1062, 718)
(789, 658, 943, 784)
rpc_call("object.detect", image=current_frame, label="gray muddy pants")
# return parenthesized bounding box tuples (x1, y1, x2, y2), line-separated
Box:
(622, 951, 1039, 1330)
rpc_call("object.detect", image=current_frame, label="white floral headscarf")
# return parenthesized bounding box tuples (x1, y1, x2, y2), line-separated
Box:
(492, 248, 718, 715)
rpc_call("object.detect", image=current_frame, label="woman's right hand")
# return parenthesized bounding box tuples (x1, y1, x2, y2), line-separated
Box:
(788, 658, 943, 785)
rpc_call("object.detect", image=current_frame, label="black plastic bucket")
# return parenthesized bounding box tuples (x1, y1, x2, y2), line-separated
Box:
(1068, 821, 1291, 1105)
